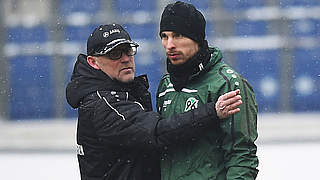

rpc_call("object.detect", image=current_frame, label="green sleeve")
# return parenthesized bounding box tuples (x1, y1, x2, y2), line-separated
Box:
(218, 76, 259, 180)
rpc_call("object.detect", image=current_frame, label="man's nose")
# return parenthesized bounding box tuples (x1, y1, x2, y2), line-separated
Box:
(120, 53, 131, 62)
(166, 37, 175, 49)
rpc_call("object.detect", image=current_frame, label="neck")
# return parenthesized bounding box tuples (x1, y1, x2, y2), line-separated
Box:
(167, 40, 211, 91)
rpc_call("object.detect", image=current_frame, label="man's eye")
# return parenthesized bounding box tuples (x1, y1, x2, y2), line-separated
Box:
(109, 50, 121, 57)
(125, 48, 133, 55)
(161, 33, 168, 39)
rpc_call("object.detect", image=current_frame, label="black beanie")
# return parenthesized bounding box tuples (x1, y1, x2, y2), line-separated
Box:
(159, 1, 206, 44)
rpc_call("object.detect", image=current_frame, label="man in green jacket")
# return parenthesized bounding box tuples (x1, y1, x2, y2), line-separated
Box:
(156, 1, 259, 179)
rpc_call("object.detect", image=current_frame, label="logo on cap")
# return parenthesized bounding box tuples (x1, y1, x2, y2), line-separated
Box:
(103, 32, 109, 38)
(103, 29, 121, 38)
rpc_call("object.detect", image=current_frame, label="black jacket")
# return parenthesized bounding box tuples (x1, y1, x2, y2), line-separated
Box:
(66, 54, 219, 180)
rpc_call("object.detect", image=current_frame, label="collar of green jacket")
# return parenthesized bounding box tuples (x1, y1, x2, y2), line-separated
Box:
(191, 46, 223, 79)
(166, 45, 223, 91)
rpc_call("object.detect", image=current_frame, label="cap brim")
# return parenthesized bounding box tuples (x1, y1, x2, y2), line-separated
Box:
(104, 40, 139, 54)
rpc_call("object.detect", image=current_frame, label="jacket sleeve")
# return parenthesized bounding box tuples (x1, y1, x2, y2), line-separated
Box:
(92, 91, 219, 150)
(217, 76, 259, 179)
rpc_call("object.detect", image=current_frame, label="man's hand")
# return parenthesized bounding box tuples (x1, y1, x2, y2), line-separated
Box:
(216, 89, 242, 119)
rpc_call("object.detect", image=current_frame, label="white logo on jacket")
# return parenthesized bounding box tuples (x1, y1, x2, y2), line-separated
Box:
(77, 144, 84, 156)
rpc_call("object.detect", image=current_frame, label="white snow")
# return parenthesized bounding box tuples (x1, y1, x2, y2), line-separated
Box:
(0, 142, 319, 180)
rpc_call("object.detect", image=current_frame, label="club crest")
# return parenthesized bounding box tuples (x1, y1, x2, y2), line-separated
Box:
(185, 97, 199, 112)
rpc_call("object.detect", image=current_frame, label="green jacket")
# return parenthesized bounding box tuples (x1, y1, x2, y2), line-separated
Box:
(156, 47, 259, 180)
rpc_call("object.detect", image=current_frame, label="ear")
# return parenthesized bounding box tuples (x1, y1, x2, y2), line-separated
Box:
(87, 56, 101, 70)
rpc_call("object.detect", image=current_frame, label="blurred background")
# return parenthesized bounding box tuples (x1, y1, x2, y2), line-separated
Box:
(0, 0, 319, 179)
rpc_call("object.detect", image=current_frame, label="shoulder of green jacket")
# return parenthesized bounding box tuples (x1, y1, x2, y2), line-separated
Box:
(159, 73, 170, 85)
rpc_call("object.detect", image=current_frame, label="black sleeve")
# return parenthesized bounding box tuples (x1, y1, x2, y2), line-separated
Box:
(92, 92, 218, 150)
(155, 102, 218, 146)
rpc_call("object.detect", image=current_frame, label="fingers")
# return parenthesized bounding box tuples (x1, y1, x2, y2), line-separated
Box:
(225, 99, 242, 112)
(219, 94, 241, 109)
(217, 103, 241, 119)
(227, 95, 242, 106)
(216, 89, 242, 119)
(219, 89, 240, 101)
(228, 108, 240, 115)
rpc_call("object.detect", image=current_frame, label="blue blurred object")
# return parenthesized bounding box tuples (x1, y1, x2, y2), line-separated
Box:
(135, 51, 164, 110)
(7, 25, 54, 119)
(279, 0, 320, 8)
(7, 25, 48, 43)
(59, 0, 101, 14)
(222, 0, 265, 11)
(289, 19, 320, 37)
(206, 22, 216, 38)
(4, 0, 320, 122)
(291, 48, 320, 111)
(9, 56, 55, 119)
(64, 24, 97, 42)
(123, 23, 157, 40)
(178, 0, 211, 11)
(235, 50, 281, 112)
(114, 0, 156, 12)
(235, 20, 268, 36)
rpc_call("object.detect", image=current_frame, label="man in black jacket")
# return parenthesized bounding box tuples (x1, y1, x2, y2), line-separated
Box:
(66, 23, 242, 180)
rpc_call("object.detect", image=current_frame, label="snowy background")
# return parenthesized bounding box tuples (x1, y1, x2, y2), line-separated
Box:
(1, 114, 319, 180)
(2, 142, 320, 180)
(0, 0, 319, 179)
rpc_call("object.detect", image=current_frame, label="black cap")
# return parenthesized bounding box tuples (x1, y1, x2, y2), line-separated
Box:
(159, 1, 206, 44)
(87, 24, 139, 56)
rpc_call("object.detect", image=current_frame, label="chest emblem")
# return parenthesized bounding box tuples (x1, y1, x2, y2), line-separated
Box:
(184, 97, 199, 112)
